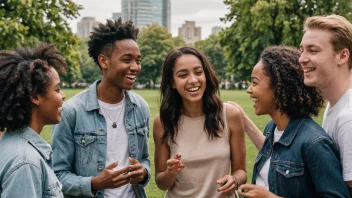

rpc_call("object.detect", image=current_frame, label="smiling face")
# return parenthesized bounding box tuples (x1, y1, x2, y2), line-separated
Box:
(37, 68, 65, 124)
(247, 60, 276, 116)
(101, 39, 141, 91)
(172, 54, 206, 104)
(299, 28, 340, 89)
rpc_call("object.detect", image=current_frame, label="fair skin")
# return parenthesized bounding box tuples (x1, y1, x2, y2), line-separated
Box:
(232, 61, 289, 198)
(300, 28, 352, 188)
(30, 68, 65, 134)
(91, 39, 147, 190)
(153, 54, 247, 196)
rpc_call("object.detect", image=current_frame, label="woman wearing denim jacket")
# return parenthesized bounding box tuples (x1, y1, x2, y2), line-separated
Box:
(0, 43, 66, 197)
(230, 46, 350, 197)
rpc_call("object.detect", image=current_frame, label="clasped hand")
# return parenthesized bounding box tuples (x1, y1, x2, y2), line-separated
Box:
(165, 153, 185, 177)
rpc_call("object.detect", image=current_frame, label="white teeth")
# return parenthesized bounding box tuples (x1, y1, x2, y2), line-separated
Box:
(58, 107, 63, 111)
(125, 75, 136, 79)
(303, 67, 316, 72)
(187, 87, 200, 92)
(251, 98, 258, 103)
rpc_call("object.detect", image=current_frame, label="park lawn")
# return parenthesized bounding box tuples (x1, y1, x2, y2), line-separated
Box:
(41, 89, 324, 198)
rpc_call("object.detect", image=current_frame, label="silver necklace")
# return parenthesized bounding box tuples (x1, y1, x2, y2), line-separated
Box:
(100, 104, 124, 128)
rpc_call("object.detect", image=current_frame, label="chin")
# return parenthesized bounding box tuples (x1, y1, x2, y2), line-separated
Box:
(303, 79, 316, 87)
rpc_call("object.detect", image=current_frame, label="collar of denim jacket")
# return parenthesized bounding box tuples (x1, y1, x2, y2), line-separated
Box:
(272, 117, 304, 147)
(16, 127, 52, 161)
(85, 80, 137, 112)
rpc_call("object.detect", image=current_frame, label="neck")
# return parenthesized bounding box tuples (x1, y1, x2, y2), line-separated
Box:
(182, 100, 204, 118)
(319, 72, 352, 107)
(270, 110, 290, 131)
(29, 113, 44, 134)
(97, 80, 124, 104)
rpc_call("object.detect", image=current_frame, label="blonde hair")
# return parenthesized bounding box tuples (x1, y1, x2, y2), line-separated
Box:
(304, 15, 352, 70)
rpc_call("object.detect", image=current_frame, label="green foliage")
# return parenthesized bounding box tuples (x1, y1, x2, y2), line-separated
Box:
(0, 0, 83, 86)
(138, 23, 185, 88)
(78, 38, 101, 84)
(194, 34, 228, 82)
(220, 0, 352, 80)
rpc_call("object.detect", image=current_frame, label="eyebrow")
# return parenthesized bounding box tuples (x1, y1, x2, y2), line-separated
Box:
(121, 53, 141, 59)
(300, 44, 321, 49)
(251, 77, 259, 81)
(55, 82, 61, 88)
(176, 66, 202, 74)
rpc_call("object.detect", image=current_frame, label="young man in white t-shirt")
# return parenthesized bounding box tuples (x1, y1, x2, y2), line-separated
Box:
(299, 14, 352, 192)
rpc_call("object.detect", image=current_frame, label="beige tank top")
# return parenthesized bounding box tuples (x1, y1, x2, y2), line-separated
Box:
(166, 103, 234, 198)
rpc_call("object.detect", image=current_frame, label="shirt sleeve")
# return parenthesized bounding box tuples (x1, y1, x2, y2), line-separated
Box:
(337, 120, 352, 181)
(2, 163, 43, 197)
(51, 109, 93, 197)
(138, 105, 151, 187)
(306, 137, 350, 197)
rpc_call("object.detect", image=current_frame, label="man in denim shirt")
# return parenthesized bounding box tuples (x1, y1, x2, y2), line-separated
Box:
(52, 18, 150, 198)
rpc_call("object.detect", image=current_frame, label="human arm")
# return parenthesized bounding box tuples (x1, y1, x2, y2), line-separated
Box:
(217, 104, 247, 196)
(306, 137, 350, 197)
(153, 115, 185, 190)
(227, 101, 265, 150)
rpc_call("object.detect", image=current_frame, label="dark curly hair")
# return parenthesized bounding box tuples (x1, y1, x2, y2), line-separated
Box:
(160, 46, 224, 143)
(88, 18, 139, 70)
(260, 46, 324, 117)
(0, 43, 67, 132)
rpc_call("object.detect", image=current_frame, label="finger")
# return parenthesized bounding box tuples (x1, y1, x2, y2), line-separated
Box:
(129, 163, 143, 172)
(128, 157, 140, 165)
(219, 183, 235, 195)
(105, 161, 118, 170)
(114, 178, 130, 188)
(112, 166, 130, 177)
(174, 153, 181, 159)
(167, 159, 181, 166)
(238, 184, 256, 191)
(216, 175, 228, 184)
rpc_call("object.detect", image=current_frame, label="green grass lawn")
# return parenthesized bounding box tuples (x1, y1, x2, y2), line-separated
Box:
(41, 89, 324, 198)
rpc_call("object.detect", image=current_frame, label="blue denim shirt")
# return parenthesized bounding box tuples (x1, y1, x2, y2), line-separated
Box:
(51, 80, 150, 198)
(252, 117, 350, 197)
(0, 127, 63, 197)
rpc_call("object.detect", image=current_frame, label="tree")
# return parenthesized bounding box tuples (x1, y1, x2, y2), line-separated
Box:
(78, 38, 101, 84)
(220, 0, 352, 80)
(195, 34, 228, 83)
(138, 23, 184, 88)
(0, 0, 83, 86)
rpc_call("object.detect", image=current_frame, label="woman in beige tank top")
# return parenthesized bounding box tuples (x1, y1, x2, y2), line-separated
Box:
(153, 46, 247, 198)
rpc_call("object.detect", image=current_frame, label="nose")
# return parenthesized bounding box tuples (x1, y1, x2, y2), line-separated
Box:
(299, 51, 309, 66)
(188, 74, 198, 84)
(61, 91, 66, 101)
(130, 61, 141, 72)
(247, 84, 253, 94)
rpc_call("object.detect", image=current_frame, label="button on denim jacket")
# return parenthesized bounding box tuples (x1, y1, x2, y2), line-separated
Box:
(252, 117, 350, 197)
(0, 127, 63, 197)
(52, 80, 150, 198)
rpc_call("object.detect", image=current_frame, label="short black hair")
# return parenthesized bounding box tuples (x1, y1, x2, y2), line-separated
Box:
(260, 46, 324, 117)
(88, 18, 139, 69)
(0, 43, 67, 131)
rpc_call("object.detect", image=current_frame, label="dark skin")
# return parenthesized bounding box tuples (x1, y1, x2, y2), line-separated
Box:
(91, 39, 147, 190)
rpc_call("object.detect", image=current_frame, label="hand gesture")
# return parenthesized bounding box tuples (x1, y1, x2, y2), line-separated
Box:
(165, 154, 185, 177)
(91, 161, 130, 190)
(127, 157, 148, 184)
(238, 184, 281, 198)
(217, 175, 238, 196)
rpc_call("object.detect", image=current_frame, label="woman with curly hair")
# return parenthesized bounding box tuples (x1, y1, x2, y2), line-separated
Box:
(0, 43, 66, 197)
(230, 46, 350, 197)
(153, 46, 247, 197)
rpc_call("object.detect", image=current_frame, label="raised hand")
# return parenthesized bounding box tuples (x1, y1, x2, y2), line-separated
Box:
(165, 153, 185, 177)
(127, 157, 147, 184)
(91, 161, 130, 190)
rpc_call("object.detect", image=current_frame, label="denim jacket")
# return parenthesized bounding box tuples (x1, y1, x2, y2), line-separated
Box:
(52, 80, 150, 198)
(252, 117, 350, 197)
(0, 127, 63, 197)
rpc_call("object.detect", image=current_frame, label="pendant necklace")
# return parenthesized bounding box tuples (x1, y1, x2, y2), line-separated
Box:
(100, 105, 124, 128)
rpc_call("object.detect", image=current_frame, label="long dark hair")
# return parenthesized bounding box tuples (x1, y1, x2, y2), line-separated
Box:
(160, 46, 224, 143)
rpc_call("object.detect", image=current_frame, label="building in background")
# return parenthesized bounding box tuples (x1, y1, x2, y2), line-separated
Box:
(77, 17, 100, 38)
(211, 26, 223, 35)
(121, 0, 170, 31)
(178, 21, 201, 44)
(112, 12, 122, 20)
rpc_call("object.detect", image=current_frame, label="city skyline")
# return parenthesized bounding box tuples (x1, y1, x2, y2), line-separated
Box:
(69, 0, 229, 39)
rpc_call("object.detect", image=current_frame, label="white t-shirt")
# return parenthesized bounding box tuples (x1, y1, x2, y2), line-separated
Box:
(323, 88, 352, 181)
(98, 98, 134, 198)
(256, 127, 284, 189)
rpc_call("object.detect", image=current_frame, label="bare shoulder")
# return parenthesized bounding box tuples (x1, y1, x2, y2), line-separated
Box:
(225, 103, 242, 121)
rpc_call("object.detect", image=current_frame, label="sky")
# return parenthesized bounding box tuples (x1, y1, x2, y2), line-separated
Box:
(69, 0, 230, 39)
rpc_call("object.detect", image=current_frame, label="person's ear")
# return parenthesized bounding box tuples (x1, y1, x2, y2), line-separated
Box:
(31, 95, 40, 106)
(98, 54, 109, 70)
(337, 48, 350, 66)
